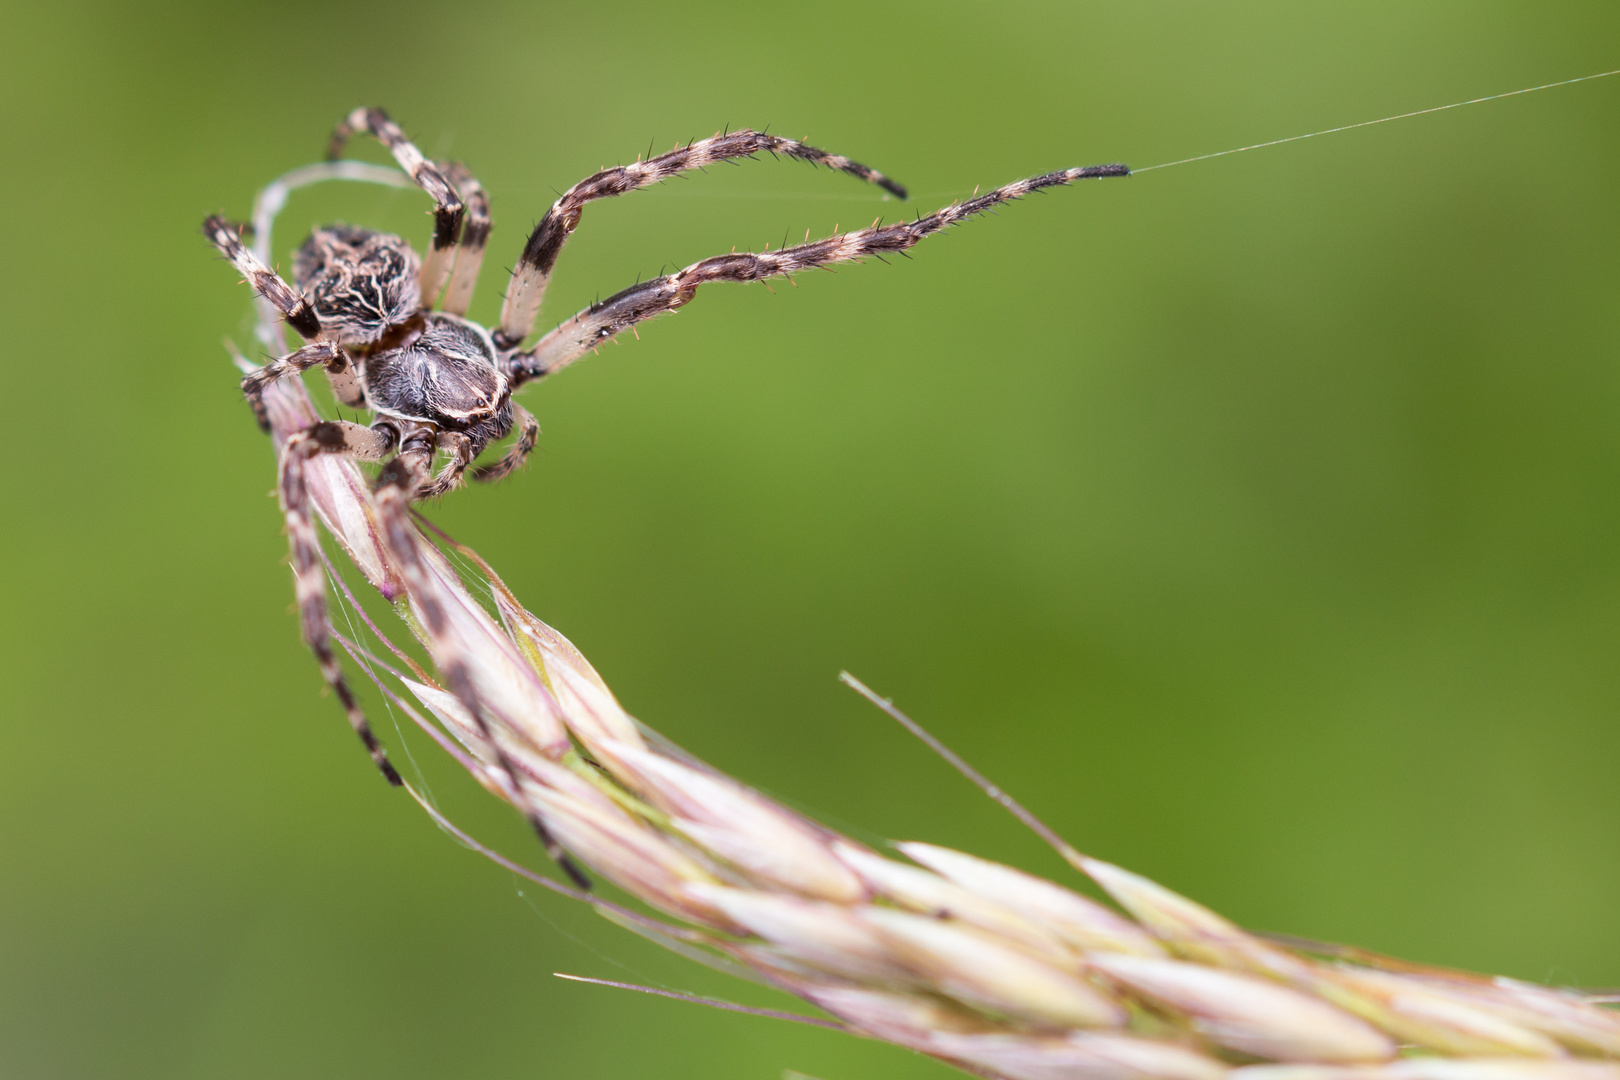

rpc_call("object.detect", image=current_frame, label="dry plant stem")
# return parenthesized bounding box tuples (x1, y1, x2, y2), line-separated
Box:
(241, 163, 1620, 1080)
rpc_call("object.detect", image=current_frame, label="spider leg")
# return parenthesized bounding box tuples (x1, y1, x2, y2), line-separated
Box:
(503, 164, 1129, 387)
(239, 342, 347, 428)
(327, 108, 466, 308)
(279, 420, 402, 784)
(208, 218, 367, 417)
(204, 215, 323, 341)
(416, 431, 476, 500)
(438, 161, 490, 317)
(494, 129, 908, 349)
(471, 405, 539, 484)
(372, 452, 591, 889)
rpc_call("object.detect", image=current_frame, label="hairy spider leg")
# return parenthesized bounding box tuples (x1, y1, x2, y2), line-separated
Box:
(494, 129, 909, 349)
(278, 420, 403, 785)
(205, 215, 324, 340)
(372, 452, 592, 889)
(503, 164, 1129, 386)
(416, 430, 477, 500)
(327, 108, 466, 308)
(438, 161, 490, 318)
(204, 216, 366, 415)
(471, 404, 539, 484)
(238, 342, 343, 428)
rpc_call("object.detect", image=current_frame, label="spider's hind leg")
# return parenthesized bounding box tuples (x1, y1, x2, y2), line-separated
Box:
(327, 109, 466, 307)
(204, 215, 323, 341)
(438, 161, 490, 317)
(279, 420, 401, 784)
(207, 216, 371, 421)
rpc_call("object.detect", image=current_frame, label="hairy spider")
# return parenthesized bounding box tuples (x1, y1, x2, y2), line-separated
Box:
(206, 107, 1127, 880)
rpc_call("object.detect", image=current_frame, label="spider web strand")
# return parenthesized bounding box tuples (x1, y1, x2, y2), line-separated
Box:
(1134, 67, 1620, 173)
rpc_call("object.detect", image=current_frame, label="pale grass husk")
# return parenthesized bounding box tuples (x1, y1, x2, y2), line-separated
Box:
(240, 163, 1620, 1080)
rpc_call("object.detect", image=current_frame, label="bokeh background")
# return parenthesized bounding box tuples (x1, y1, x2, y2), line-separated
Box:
(3, 1, 1619, 1076)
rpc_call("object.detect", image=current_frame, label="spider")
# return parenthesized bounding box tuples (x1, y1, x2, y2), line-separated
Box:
(207, 107, 1127, 880)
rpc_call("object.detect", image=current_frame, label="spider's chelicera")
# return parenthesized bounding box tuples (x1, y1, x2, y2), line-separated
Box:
(207, 108, 1126, 881)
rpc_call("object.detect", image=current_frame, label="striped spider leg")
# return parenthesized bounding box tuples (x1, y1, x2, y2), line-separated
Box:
(209, 106, 1126, 892)
(437, 161, 490, 317)
(500, 165, 1130, 388)
(492, 128, 908, 349)
(327, 107, 468, 306)
(211, 284, 581, 886)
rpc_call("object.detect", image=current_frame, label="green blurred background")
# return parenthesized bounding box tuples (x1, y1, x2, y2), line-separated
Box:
(3, 0, 1619, 1075)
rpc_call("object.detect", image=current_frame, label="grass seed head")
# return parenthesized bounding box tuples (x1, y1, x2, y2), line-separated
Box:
(1086, 955, 1397, 1064)
(236, 171, 1620, 1078)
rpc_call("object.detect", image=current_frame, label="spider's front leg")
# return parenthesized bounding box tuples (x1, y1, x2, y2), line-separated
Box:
(503, 165, 1129, 386)
(371, 451, 592, 889)
(419, 404, 541, 495)
(494, 129, 908, 349)
(278, 420, 401, 784)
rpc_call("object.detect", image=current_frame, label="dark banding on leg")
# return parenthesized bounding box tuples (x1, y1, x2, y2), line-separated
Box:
(327, 108, 466, 307)
(472, 405, 539, 484)
(240, 341, 344, 411)
(416, 431, 475, 500)
(504, 164, 1129, 386)
(494, 129, 907, 348)
(439, 161, 490, 317)
(372, 454, 592, 889)
(278, 421, 401, 784)
(204, 215, 322, 340)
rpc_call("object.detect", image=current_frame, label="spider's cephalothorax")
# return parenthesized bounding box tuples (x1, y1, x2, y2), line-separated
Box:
(293, 224, 517, 487)
(206, 107, 1126, 880)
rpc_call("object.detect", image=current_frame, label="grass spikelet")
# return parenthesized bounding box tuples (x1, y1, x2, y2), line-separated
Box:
(240, 162, 1620, 1080)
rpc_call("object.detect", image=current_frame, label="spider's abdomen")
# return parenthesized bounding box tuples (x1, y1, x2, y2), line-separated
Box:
(295, 226, 422, 345)
(363, 314, 509, 431)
